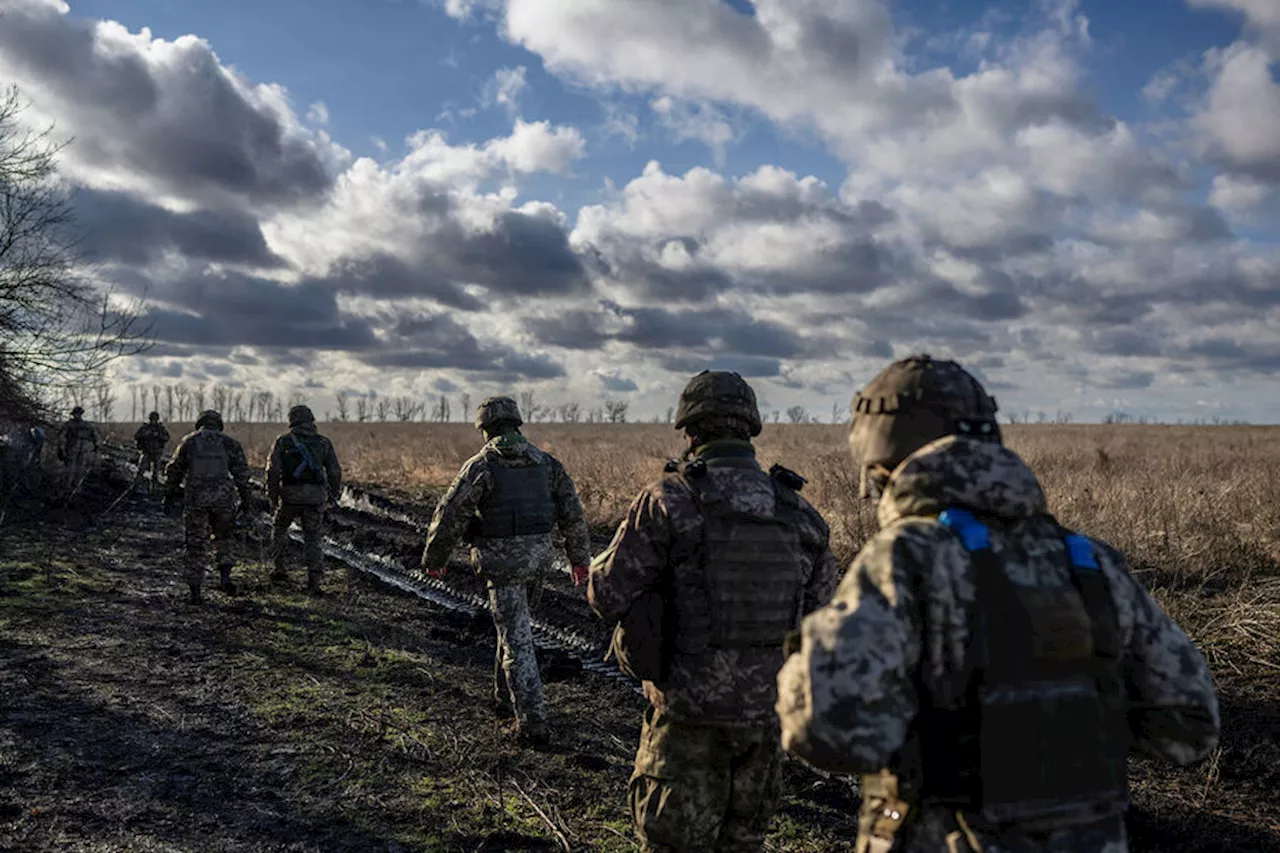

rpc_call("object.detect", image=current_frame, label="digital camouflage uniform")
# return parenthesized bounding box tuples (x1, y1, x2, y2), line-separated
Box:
(421, 411, 591, 741)
(590, 438, 839, 853)
(59, 410, 98, 493)
(165, 413, 252, 602)
(777, 356, 1220, 853)
(266, 407, 342, 594)
(133, 416, 170, 496)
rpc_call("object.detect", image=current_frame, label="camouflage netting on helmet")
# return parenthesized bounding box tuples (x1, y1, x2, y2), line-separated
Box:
(288, 405, 316, 427)
(673, 371, 762, 437)
(475, 396, 523, 431)
(195, 409, 224, 431)
(849, 354, 999, 494)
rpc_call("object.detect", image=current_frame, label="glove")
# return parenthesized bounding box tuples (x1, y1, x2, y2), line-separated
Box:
(570, 565, 589, 587)
(424, 565, 447, 580)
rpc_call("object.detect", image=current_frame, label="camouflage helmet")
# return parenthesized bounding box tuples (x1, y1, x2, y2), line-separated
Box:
(148, 411, 161, 422)
(71, 406, 84, 417)
(673, 370, 762, 437)
(288, 404, 315, 428)
(474, 396, 522, 431)
(849, 354, 999, 497)
(195, 409, 224, 431)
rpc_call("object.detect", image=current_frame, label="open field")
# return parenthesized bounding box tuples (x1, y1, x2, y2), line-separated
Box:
(18, 422, 1277, 849)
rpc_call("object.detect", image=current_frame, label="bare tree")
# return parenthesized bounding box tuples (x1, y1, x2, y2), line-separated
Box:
(786, 405, 808, 424)
(459, 392, 472, 421)
(151, 384, 163, 417)
(174, 384, 191, 421)
(432, 394, 451, 423)
(355, 396, 370, 423)
(93, 381, 115, 422)
(558, 401, 581, 423)
(192, 384, 207, 415)
(165, 385, 176, 420)
(129, 385, 139, 422)
(375, 398, 391, 422)
(604, 399, 629, 423)
(334, 391, 350, 422)
(0, 87, 149, 420)
(287, 392, 306, 409)
(229, 390, 245, 422)
(665, 406, 674, 425)
(211, 385, 229, 416)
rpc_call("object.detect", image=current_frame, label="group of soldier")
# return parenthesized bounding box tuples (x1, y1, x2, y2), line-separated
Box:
(28, 354, 1220, 853)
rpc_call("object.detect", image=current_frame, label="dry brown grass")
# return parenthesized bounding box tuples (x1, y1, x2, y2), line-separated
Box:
(106, 420, 1280, 675)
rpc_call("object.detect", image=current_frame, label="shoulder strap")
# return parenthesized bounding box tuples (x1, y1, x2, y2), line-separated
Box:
(1059, 529, 1121, 661)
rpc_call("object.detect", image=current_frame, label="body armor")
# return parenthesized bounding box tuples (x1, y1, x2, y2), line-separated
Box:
(280, 434, 328, 486)
(189, 430, 231, 483)
(477, 460, 555, 539)
(672, 461, 806, 654)
(917, 508, 1129, 831)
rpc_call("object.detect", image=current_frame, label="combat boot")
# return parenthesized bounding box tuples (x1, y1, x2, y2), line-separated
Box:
(516, 720, 551, 748)
(188, 583, 203, 605)
(218, 563, 238, 595)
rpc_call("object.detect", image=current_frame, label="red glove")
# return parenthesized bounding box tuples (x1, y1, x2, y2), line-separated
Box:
(571, 565, 589, 587)
(425, 566, 447, 580)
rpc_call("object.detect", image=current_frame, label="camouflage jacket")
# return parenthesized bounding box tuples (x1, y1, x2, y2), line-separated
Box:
(590, 441, 839, 726)
(164, 428, 252, 510)
(420, 432, 591, 586)
(133, 423, 170, 456)
(60, 418, 98, 454)
(265, 424, 342, 507)
(776, 436, 1220, 852)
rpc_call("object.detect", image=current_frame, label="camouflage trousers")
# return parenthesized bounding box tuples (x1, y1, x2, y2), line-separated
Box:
(271, 504, 325, 576)
(184, 504, 236, 587)
(629, 708, 783, 853)
(489, 582, 547, 729)
(134, 452, 163, 494)
(63, 447, 93, 493)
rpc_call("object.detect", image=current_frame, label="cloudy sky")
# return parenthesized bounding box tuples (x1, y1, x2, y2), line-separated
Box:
(2, 0, 1278, 422)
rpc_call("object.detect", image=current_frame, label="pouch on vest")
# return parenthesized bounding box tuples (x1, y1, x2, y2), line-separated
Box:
(478, 461, 555, 539)
(926, 508, 1128, 831)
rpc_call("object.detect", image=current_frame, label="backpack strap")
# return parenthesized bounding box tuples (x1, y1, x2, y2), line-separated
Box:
(1061, 531, 1121, 661)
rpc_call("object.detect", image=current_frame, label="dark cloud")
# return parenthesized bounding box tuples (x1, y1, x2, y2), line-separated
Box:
(313, 253, 484, 311)
(656, 354, 783, 378)
(0, 1, 335, 208)
(75, 189, 285, 267)
(598, 373, 639, 392)
(358, 311, 565, 380)
(1096, 370, 1155, 390)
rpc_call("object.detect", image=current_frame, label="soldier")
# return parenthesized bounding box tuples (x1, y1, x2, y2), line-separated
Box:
(266, 405, 342, 596)
(588, 371, 838, 853)
(420, 396, 591, 747)
(132, 411, 170, 497)
(776, 355, 1221, 853)
(58, 405, 99, 494)
(164, 410, 252, 605)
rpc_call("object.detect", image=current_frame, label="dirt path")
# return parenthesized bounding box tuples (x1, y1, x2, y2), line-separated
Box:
(1, 474, 1277, 852)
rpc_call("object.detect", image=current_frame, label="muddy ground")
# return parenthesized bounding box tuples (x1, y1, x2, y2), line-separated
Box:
(1, 469, 1278, 852)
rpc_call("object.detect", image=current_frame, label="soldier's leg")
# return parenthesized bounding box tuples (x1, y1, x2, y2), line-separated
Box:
(628, 708, 729, 853)
(716, 725, 784, 852)
(147, 455, 162, 495)
(270, 504, 301, 579)
(184, 507, 211, 601)
(300, 506, 324, 594)
(488, 584, 547, 734)
(211, 506, 237, 592)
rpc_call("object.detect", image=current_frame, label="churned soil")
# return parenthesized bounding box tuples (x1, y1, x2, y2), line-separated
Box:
(0, 468, 1276, 852)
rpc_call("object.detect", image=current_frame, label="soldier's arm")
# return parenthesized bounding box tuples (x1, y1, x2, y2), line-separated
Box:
(1110, 551, 1220, 765)
(160, 427, 170, 444)
(549, 458, 591, 568)
(420, 459, 489, 574)
(776, 531, 922, 774)
(798, 502, 839, 613)
(164, 438, 189, 491)
(323, 437, 343, 501)
(134, 427, 146, 445)
(264, 437, 283, 506)
(586, 484, 671, 623)
(227, 438, 252, 501)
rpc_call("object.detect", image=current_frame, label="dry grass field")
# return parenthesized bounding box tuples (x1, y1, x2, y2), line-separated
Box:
(108, 420, 1280, 677)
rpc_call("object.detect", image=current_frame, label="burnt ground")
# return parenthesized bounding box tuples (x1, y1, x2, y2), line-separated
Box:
(1, 469, 1278, 852)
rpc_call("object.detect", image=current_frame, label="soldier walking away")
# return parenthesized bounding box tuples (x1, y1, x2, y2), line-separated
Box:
(164, 410, 253, 605)
(776, 355, 1221, 853)
(266, 405, 342, 596)
(420, 396, 591, 747)
(132, 411, 170, 497)
(588, 371, 838, 853)
(58, 405, 99, 495)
